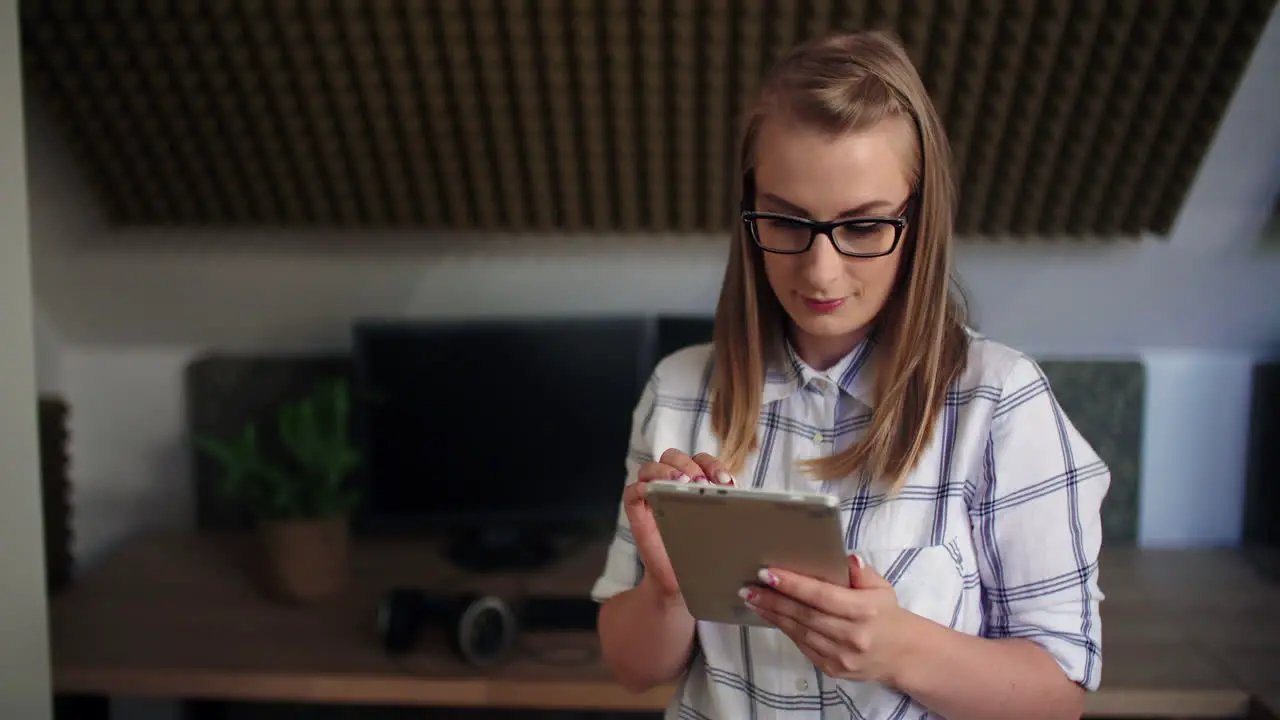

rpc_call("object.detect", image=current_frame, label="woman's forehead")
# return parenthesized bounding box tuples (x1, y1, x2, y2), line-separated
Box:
(752, 117, 914, 211)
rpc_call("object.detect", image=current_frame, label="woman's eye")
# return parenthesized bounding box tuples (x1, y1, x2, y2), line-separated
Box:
(767, 218, 808, 231)
(841, 222, 880, 236)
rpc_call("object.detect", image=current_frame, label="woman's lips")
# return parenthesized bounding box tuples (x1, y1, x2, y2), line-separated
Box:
(802, 296, 846, 313)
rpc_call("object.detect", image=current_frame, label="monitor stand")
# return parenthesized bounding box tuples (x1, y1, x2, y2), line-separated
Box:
(445, 525, 557, 573)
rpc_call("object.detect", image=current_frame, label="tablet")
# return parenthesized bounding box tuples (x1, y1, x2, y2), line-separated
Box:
(645, 480, 849, 626)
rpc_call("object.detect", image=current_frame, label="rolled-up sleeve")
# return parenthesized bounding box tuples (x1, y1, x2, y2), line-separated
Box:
(970, 356, 1110, 690)
(590, 373, 659, 604)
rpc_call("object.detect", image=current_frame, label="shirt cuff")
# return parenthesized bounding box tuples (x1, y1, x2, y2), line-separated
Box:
(989, 604, 1103, 691)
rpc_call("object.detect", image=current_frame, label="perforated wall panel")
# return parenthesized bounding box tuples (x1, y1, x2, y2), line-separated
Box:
(20, 0, 1275, 237)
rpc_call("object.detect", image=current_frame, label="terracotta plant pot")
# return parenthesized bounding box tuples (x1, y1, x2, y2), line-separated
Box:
(259, 516, 350, 603)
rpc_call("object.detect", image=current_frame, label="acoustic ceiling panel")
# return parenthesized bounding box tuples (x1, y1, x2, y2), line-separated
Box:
(20, 0, 1275, 237)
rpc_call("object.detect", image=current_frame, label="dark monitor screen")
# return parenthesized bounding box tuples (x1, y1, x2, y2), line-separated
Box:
(352, 317, 655, 532)
(655, 316, 715, 360)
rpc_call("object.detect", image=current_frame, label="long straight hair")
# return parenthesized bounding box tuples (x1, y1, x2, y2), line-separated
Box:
(710, 30, 970, 491)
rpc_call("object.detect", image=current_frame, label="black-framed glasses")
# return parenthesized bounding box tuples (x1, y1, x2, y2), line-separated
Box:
(741, 202, 911, 258)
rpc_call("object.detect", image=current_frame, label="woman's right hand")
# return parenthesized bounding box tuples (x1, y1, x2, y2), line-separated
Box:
(624, 449, 737, 600)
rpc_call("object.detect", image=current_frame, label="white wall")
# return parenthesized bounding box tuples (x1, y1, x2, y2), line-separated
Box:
(0, 0, 53, 717)
(1139, 352, 1259, 547)
(34, 302, 64, 392)
(27, 8, 1280, 565)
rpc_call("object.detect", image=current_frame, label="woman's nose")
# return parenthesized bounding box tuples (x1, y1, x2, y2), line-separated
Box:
(799, 232, 846, 287)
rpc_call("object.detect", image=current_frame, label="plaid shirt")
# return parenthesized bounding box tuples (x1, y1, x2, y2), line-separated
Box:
(592, 332, 1109, 719)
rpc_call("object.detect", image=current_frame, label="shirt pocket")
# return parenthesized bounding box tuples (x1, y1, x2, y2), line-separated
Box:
(850, 543, 966, 631)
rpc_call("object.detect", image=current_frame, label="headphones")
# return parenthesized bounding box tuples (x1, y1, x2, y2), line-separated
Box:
(377, 587, 518, 667)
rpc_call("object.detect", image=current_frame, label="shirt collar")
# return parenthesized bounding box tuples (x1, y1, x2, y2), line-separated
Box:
(763, 333, 877, 407)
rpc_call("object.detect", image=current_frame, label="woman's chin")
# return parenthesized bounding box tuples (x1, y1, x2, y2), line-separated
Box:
(788, 310, 872, 343)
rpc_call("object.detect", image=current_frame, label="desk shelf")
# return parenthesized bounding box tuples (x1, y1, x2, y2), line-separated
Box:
(50, 532, 1280, 719)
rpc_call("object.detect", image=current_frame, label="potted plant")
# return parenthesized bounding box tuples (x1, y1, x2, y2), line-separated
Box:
(194, 377, 363, 603)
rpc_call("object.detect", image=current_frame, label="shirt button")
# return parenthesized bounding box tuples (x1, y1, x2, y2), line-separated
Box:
(796, 678, 809, 692)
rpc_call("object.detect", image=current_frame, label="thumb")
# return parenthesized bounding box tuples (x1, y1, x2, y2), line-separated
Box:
(847, 553, 891, 589)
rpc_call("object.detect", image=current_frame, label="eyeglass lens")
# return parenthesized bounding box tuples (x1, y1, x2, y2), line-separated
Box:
(754, 217, 897, 256)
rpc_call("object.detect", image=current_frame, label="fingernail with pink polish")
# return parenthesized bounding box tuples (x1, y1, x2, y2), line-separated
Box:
(693, 475, 708, 484)
(675, 473, 690, 483)
(737, 587, 755, 603)
(716, 471, 735, 486)
(757, 569, 778, 587)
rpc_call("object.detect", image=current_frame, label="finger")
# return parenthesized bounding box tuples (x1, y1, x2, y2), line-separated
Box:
(658, 448, 709, 482)
(636, 461, 691, 485)
(847, 553, 892, 590)
(623, 465, 686, 507)
(622, 482, 650, 507)
(759, 567, 871, 621)
(741, 586, 851, 644)
(691, 452, 736, 486)
(752, 605, 845, 663)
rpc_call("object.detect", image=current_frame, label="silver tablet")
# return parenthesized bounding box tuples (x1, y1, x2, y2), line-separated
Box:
(645, 480, 849, 626)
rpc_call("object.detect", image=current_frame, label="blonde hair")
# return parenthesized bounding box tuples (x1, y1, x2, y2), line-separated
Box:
(710, 30, 970, 491)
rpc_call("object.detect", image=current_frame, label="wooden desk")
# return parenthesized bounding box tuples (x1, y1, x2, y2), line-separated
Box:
(50, 531, 1280, 719)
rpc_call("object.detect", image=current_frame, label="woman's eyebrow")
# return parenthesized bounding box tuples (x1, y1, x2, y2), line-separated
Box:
(760, 191, 895, 218)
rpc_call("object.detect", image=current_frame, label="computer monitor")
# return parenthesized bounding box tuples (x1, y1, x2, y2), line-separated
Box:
(655, 315, 715, 360)
(352, 316, 656, 571)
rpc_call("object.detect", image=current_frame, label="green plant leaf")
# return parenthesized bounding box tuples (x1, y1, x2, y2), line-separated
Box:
(192, 377, 363, 522)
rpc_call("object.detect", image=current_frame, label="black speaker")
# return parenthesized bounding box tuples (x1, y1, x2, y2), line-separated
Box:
(38, 396, 74, 594)
(377, 588, 518, 667)
(1244, 360, 1280, 579)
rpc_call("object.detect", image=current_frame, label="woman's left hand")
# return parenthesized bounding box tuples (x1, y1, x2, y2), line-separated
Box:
(741, 554, 919, 687)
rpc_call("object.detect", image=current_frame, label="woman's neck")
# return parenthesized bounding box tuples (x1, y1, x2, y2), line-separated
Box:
(788, 324, 871, 371)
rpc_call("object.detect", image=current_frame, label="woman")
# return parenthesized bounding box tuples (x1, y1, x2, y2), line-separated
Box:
(593, 30, 1108, 720)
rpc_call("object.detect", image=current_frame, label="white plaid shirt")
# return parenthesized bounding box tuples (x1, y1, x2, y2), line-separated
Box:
(592, 332, 1108, 719)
